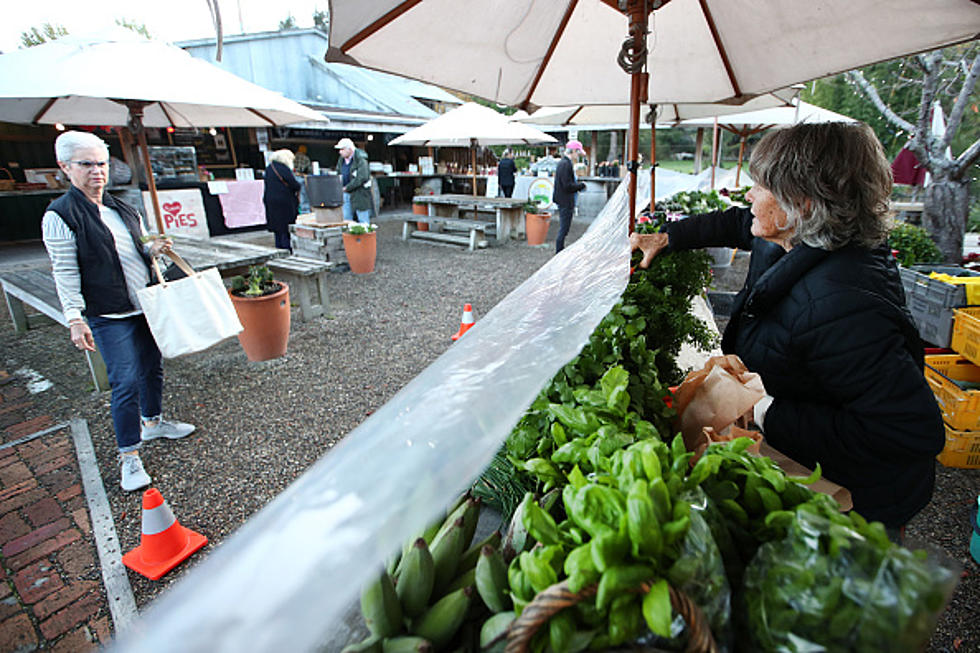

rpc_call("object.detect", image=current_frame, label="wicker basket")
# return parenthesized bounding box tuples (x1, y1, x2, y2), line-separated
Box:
(0, 168, 14, 191)
(503, 579, 717, 653)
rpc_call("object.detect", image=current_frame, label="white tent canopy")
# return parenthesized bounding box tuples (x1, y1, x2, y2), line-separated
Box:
(389, 102, 556, 146)
(520, 88, 801, 128)
(680, 98, 856, 128)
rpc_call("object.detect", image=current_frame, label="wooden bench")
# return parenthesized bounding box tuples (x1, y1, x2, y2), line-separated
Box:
(266, 256, 336, 322)
(402, 216, 491, 251)
(0, 268, 109, 391)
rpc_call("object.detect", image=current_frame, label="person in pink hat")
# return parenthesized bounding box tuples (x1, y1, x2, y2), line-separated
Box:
(553, 140, 587, 253)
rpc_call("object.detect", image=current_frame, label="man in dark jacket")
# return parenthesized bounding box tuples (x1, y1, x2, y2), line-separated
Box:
(335, 138, 372, 224)
(631, 122, 943, 532)
(553, 140, 587, 253)
(497, 149, 517, 198)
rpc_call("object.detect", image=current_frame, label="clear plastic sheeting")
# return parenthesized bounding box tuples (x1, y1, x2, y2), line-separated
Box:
(112, 176, 650, 653)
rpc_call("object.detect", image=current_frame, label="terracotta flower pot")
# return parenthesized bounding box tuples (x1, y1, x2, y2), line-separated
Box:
(229, 282, 290, 362)
(343, 231, 377, 274)
(412, 203, 429, 230)
(525, 212, 551, 246)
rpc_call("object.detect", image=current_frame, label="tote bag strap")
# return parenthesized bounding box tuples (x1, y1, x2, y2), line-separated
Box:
(149, 248, 198, 286)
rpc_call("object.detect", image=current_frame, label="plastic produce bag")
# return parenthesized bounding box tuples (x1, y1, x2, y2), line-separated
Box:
(741, 509, 957, 652)
(110, 177, 648, 653)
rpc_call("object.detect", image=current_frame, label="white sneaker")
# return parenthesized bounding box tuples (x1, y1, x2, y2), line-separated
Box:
(141, 418, 195, 442)
(120, 454, 151, 492)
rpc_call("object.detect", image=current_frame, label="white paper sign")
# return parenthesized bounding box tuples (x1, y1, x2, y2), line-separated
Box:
(207, 181, 229, 195)
(142, 188, 209, 238)
(485, 174, 499, 198)
(235, 168, 255, 181)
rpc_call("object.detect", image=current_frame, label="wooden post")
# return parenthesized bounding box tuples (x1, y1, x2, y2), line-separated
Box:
(693, 128, 704, 174)
(590, 131, 598, 177)
(124, 102, 165, 234)
(470, 142, 478, 197)
(710, 117, 719, 191)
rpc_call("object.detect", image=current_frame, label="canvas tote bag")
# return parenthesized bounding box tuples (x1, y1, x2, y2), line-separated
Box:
(137, 249, 243, 358)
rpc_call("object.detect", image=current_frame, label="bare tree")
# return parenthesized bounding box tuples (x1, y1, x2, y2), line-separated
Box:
(850, 47, 980, 262)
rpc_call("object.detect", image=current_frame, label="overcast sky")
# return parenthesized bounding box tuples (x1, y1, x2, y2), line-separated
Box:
(0, 0, 327, 52)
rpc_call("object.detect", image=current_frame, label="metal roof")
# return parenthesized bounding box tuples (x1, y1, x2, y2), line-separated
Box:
(177, 29, 460, 128)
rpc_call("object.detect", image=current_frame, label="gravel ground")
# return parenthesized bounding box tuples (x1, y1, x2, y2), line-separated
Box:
(1, 217, 977, 650)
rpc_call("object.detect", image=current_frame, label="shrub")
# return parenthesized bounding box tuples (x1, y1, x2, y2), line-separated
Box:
(888, 222, 942, 267)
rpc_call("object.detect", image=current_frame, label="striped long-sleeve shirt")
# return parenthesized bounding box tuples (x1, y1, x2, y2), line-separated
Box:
(41, 206, 152, 323)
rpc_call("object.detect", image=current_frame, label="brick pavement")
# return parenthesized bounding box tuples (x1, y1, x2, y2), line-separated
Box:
(0, 370, 112, 651)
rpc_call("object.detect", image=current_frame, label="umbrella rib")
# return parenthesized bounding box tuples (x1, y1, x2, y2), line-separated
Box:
(32, 98, 58, 124)
(159, 103, 178, 128)
(520, 0, 579, 110)
(342, 0, 423, 52)
(247, 108, 276, 125)
(698, 0, 742, 98)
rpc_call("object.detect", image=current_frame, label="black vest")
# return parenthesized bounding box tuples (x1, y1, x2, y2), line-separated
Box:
(47, 186, 153, 317)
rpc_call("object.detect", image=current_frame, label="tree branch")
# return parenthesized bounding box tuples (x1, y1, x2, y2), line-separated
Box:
(953, 138, 980, 179)
(944, 52, 980, 150)
(847, 70, 915, 133)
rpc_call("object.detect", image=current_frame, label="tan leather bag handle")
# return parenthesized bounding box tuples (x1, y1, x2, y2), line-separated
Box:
(149, 248, 197, 286)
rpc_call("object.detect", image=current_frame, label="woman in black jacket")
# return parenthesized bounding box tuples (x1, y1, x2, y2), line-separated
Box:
(263, 149, 301, 251)
(631, 122, 943, 532)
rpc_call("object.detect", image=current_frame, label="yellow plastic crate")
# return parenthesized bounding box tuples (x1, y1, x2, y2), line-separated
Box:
(937, 422, 980, 469)
(924, 354, 980, 430)
(950, 307, 980, 366)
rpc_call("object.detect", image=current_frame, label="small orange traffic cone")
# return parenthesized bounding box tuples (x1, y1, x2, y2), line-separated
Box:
(451, 303, 476, 341)
(122, 488, 208, 580)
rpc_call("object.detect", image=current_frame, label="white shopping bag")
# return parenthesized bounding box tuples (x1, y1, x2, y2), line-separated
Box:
(137, 250, 243, 358)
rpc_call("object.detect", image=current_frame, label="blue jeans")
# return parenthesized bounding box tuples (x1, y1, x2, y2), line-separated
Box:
(88, 314, 163, 453)
(343, 193, 371, 224)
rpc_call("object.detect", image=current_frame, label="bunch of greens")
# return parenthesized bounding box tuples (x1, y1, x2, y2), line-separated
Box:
(347, 222, 378, 235)
(655, 190, 728, 216)
(743, 508, 957, 651)
(888, 222, 942, 266)
(723, 186, 751, 205)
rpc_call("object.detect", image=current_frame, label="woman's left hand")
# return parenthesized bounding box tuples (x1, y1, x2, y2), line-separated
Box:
(148, 237, 174, 257)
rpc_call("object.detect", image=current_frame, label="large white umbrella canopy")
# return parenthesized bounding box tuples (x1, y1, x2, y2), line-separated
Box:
(389, 102, 556, 195)
(328, 0, 980, 109)
(0, 30, 326, 231)
(389, 101, 557, 146)
(0, 31, 326, 127)
(329, 0, 980, 222)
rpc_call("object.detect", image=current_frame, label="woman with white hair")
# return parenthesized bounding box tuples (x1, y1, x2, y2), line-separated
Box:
(42, 131, 195, 492)
(263, 148, 301, 251)
(631, 122, 943, 537)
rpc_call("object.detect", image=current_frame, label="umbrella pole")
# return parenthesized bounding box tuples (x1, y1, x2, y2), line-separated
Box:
(471, 144, 478, 197)
(627, 70, 641, 233)
(735, 135, 745, 187)
(650, 121, 656, 207)
(124, 102, 165, 234)
(710, 117, 719, 191)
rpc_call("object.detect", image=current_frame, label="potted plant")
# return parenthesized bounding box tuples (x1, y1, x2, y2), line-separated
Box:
(228, 265, 290, 361)
(412, 187, 429, 230)
(523, 199, 550, 246)
(342, 223, 378, 274)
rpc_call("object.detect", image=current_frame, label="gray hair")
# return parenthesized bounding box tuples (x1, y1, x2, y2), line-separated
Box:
(748, 122, 892, 250)
(55, 131, 109, 163)
(269, 149, 295, 168)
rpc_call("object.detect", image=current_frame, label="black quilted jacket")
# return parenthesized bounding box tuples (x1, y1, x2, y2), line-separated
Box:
(665, 207, 944, 527)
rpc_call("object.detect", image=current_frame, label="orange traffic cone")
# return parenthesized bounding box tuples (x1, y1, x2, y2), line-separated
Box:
(451, 303, 476, 341)
(122, 488, 208, 580)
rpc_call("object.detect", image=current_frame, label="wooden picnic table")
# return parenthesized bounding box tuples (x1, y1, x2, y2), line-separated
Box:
(412, 194, 528, 242)
(169, 234, 288, 275)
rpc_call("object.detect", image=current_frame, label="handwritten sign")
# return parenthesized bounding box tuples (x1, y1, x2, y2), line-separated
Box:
(142, 188, 209, 238)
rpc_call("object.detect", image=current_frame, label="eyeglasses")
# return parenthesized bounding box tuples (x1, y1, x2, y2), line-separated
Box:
(70, 160, 109, 170)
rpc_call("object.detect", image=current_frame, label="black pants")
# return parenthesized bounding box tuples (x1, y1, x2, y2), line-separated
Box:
(273, 229, 292, 252)
(556, 204, 573, 253)
(500, 184, 514, 198)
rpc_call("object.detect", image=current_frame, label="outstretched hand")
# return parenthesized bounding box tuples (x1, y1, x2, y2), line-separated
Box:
(629, 231, 669, 268)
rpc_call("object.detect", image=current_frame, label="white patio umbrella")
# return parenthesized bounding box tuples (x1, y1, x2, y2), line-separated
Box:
(328, 0, 980, 226)
(681, 98, 857, 187)
(519, 87, 801, 197)
(0, 30, 326, 232)
(388, 102, 556, 195)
